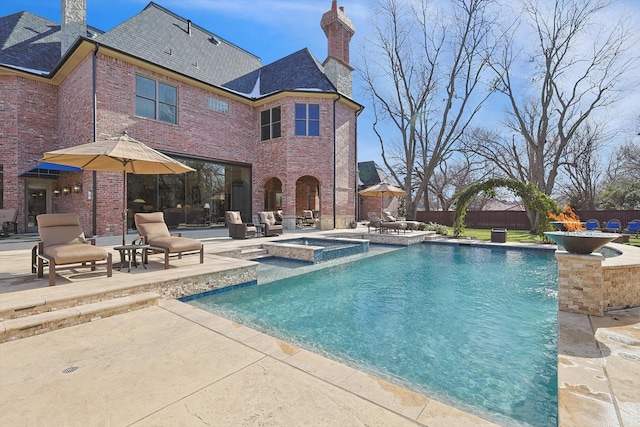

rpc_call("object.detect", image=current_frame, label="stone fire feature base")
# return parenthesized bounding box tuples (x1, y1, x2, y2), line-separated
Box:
(555, 246, 640, 316)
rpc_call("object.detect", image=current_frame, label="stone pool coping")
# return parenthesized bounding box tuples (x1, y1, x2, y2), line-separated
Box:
(1, 227, 638, 425)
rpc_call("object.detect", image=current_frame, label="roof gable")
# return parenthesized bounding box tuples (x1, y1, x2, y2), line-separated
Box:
(223, 48, 336, 98)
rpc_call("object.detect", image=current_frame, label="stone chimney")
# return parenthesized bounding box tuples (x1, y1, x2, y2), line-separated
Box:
(60, 0, 87, 57)
(320, 1, 356, 97)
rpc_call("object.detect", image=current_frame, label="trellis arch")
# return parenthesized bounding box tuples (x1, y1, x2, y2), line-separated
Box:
(452, 178, 558, 237)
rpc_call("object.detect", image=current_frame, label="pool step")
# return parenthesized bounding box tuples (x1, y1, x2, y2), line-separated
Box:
(239, 247, 271, 260)
(0, 292, 160, 343)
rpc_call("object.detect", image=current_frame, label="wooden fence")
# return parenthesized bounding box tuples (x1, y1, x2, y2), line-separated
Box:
(417, 210, 640, 230)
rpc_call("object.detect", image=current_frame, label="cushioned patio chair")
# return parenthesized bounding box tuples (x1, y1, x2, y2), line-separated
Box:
(302, 210, 318, 226)
(603, 219, 622, 233)
(623, 219, 640, 237)
(258, 211, 283, 236)
(225, 211, 257, 239)
(382, 209, 419, 231)
(367, 212, 406, 234)
(584, 219, 600, 231)
(0, 208, 18, 237)
(35, 213, 112, 286)
(134, 212, 203, 269)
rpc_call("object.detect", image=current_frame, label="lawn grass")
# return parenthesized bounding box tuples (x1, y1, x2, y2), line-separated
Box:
(449, 227, 640, 247)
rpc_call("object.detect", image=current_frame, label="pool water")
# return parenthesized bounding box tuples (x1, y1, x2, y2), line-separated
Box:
(189, 244, 558, 426)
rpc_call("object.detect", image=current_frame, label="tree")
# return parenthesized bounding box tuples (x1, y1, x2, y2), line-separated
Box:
(557, 123, 606, 209)
(469, 0, 638, 229)
(597, 138, 640, 209)
(359, 0, 498, 219)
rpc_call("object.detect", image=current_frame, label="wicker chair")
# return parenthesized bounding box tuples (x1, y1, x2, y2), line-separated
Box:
(225, 211, 257, 239)
(258, 211, 283, 236)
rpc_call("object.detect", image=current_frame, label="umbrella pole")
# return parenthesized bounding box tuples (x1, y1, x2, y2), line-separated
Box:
(122, 170, 127, 246)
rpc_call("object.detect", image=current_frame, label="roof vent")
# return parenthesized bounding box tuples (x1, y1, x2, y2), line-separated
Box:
(209, 36, 220, 46)
(187, 19, 192, 36)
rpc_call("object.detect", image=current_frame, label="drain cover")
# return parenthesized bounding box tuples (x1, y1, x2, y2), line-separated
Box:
(62, 366, 79, 374)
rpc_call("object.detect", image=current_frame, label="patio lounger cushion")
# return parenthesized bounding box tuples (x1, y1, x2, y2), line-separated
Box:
(43, 243, 110, 265)
(36, 213, 112, 286)
(135, 212, 203, 269)
(382, 210, 419, 231)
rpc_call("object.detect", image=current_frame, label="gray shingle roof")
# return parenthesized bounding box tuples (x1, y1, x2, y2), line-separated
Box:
(95, 2, 262, 87)
(0, 11, 61, 73)
(358, 161, 389, 187)
(223, 48, 337, 98)
(0, 2, 341, 99)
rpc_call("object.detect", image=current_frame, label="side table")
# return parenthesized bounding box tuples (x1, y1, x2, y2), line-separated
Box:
(254, 223, 265, 237)
(113, 244, 150, 272)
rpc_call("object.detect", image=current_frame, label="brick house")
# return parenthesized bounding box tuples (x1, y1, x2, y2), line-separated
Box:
(0, 0, 362, 236)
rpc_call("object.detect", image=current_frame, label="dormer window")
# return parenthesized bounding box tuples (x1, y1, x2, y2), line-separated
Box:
(295, 103, 320, 136)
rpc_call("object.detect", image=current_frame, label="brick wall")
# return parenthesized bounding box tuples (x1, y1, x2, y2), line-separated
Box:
(0, 75, 59, 232)
(4, 51, 359, 236)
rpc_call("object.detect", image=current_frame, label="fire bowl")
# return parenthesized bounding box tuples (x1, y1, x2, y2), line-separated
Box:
(544, 231, 619, 255)
(550, 221, 585, 231)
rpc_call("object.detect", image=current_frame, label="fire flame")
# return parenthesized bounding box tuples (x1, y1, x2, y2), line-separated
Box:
(549, 205, 585, 232)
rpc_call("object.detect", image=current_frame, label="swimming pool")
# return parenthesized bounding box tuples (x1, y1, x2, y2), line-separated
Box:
(188, 243, 558, 426)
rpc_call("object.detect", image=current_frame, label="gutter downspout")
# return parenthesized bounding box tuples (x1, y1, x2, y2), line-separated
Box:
(92, 43, 99, 236)
(333, 95, 341, 229)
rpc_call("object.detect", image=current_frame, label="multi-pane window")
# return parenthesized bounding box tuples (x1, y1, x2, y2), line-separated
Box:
(295, 103, 320, 136)
(135, 75, 177, 124)
(260, 106, 281, 141)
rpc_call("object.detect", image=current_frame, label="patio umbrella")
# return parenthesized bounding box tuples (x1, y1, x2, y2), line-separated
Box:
(359, 182, 406, 217)
(40, 131, 195, 245)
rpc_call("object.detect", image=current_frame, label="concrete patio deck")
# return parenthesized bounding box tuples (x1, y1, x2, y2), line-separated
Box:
(0, 226, 638, 426)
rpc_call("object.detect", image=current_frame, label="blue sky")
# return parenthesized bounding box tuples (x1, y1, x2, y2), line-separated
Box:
(0, 0, 383, 164)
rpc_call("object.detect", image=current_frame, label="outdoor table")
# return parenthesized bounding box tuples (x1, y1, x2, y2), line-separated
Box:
(254, 223, 265, 237)
(113, 244, 149, 272)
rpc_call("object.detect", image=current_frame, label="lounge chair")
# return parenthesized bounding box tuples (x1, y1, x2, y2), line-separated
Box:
(368, 212, 406, 234)
(584, 219, 599, 231)
(258, 211, 283, 236)
(382, 209, 419, 231)
(0, 208, 18, 236)
(302, 210, 318, 226)
(603, 219, 622, 233)
(225, 211, 257, 239)
(34, 213, 112, 286)
(623, 219, 640, 237)
(134, 212, 204, 269)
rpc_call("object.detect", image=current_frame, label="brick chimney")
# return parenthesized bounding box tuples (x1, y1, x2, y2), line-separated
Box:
(320, 1, 356, 96)
(60, 0, 87, 57)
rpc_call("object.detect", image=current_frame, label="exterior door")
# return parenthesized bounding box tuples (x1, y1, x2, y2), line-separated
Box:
(26, 182, 49, 233)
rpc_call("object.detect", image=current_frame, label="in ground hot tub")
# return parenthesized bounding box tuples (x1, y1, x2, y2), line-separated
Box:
(262, 237, 369, 263)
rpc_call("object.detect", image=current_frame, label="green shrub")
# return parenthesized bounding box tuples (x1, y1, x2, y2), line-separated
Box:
(419, 222, 448, 235)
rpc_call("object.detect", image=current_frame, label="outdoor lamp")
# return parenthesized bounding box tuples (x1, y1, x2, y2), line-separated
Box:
(204, 203, 210, 209)
(73, 183, 82, 194)
(53, 188, 61, 197)
(62, 186, 71, 196)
